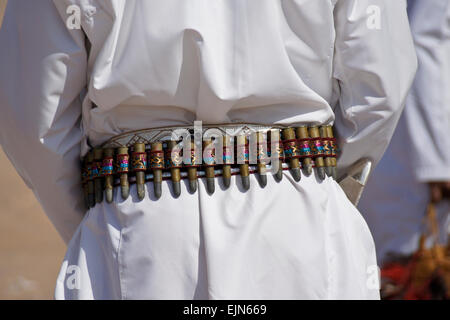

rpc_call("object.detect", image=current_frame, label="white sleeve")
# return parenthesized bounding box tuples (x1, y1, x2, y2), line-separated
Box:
(332, 0, 417, 176)
(404, 0, 450, 182)
(0, 0, 87, 243)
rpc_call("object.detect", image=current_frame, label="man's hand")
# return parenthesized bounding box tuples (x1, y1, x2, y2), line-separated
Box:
(428, 182, 450, 203)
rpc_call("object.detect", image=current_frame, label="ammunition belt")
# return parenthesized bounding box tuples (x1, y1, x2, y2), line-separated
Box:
(81, 123, 338, 209)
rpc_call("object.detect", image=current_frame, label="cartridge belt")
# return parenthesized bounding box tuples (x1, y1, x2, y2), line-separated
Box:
(81, 123, 338, 209)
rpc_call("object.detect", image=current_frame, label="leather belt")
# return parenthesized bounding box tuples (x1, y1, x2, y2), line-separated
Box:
(81, 123, 338, 209)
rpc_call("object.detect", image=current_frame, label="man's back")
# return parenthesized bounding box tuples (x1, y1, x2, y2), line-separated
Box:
(0, 0, 417, 299)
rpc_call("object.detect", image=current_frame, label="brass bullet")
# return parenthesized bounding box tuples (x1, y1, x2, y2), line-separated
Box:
(117, 147, 130, 200)
(222, 135, 233, 189)
(203, 139, 216, 194)
(187, 140, 198, 194)
(255, 131, 267, 188)
(149, 142, 164, 199)
(237, 135, 250, 190)
(309, 126, 326, 180)
(268, 129, 283, 182)
(86, 151, 95, 208)
(93, 148, 104, 204)
(102, 148, 115, 203)
(326, 125, 338, 180)
(320, 126, 334, 178)
(282, 128, 301, 182)
(132, 143, 147, 200)
(296, 126, 313, 176)
(167, 140, 181, 198)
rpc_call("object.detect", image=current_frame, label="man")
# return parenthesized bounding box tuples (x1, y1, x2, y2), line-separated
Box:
(359, 0, 450, 267)
(0, 0, 416, 299)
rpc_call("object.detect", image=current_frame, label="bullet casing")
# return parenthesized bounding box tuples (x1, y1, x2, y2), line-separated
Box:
(117, 147, 130, 200)
(166, 140, 182, 197)
(326, 125, 338, 179)
(93, 148, 104, 204)
(308, 126, 326, 180)
(103, 148, 115, 203)
(222, 135, 233, 188)
(268, 129, 283, 182)
(237, 135, 250, 190)
(149, 142, 164, 199)
(296, 126, 313, 176)
(255, 131, 268, 188)
(203, 139, 216, 194)
(320, 126, 334, 178)
(186, 140, 198, 193)
(132, 143, 147, 200)
(282, 127, 301, 182)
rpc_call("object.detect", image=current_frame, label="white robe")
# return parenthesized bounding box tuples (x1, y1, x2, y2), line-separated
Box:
(0, 0, 417, 299)
(359, 0, 450, 265)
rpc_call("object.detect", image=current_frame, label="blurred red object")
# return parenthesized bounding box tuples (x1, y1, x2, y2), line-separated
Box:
(380, 204, 449, 300)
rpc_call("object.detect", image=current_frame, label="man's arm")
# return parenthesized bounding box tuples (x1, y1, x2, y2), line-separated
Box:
(333, 0, 417, 177)
(0, 0, 87, 243)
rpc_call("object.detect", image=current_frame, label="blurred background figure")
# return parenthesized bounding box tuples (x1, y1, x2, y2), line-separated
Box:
(359, 0, 450, 300)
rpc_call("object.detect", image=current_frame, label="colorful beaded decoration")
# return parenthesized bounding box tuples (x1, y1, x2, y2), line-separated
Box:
(298, 139, 312, 158)
(257, 142, 268, 163)
(116, 153, 129, 174)
(329, 138, 337, 157)
(164, 144, 183, 169)
(223, 145, 234, 165)
(101, 157, 114, 176)
(184, 147, 201, 168)
(310, 139, 325, 156)
(236, 141, 250, 164)
(92, 160, 102, 179)
(86, 162, 94, 181)
(267, 140, 285, 161)
(131, 152, 147, 172)
(282, 139, 301, 159)
(203, 147, 216, 166)
(322, 138, 332, 156)
(148, 150, 165, 169)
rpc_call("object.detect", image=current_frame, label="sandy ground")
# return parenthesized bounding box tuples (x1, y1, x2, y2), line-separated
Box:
(0, 147, 65, 300)
(0, 1, 6, 31)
